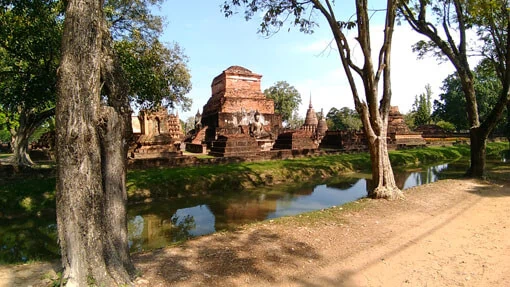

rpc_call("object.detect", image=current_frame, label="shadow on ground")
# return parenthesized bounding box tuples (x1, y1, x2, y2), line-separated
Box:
(133, 226, 321, 285)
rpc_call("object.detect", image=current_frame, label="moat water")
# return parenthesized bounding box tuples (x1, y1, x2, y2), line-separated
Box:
(0, 161, 475, 263)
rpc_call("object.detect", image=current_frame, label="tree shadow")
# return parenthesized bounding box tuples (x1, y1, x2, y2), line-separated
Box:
(464, 179, 510, 198)
(133, 226, 321, 285)
(284, 181, 507, 286)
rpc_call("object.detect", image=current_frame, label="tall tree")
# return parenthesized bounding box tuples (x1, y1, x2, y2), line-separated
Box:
(115, 35, 192, 111)
(105, 0, 192, 111)
(0, 0, 62, 166)
(287, 111, 305, 129)
(1, 0, 191, 167)
(224, 0, 402, 198)
(432, 74, 468, 131)
(0, 111, 11, 142)
(412, 84, 432, 126)
(263, 81, 302, 124)
(56, 0, 135, 285)
(400, 0, 510, 177)
(326, 107, 362, 130)
(433, 59, 505, 132)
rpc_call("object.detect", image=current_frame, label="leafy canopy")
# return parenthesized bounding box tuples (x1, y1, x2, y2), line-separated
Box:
(0, 0, 63, 115)
(223, 0, 319, 36)
(433, 59, 504, 131)
(412, 85, 433, 127)
(115, 33, 192, 111)
(326, 107, 362, 131)
(263, 81, 302, 123)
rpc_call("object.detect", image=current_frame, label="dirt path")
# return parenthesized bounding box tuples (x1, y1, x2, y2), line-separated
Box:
(1, 178, 509, 286)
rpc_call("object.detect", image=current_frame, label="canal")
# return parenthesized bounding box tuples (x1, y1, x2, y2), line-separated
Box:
(0, 161, 465, 263)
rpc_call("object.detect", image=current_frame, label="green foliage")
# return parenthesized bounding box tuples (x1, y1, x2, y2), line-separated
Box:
(222, 0, 318, 36)
(412, 84, 432, 126)
(389, 146, 470, 168)
(435, 120, 456, 132)
(0, 111, 11, 142)
(465, 0, 508, 76)
(105, 0, 193, 111)
(326, 107, 362, 131)
(0, 174, 56, 216)
(0, 0, 192, 141)
(433, 59, 504, 131)
(104, 0, 164, 42)
(403, 112, 416, 130)
(263, 81, 302, 123)
(286, 111, 304, 129)
(0, 0, 63, 122)
(115, 36, 192, 111)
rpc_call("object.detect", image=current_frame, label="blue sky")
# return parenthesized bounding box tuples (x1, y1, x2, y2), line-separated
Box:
(155, 0, 461, 121)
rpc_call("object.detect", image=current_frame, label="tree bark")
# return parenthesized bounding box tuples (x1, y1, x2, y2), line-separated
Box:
(9, 108, 55, 167)
(400, 0, 510, 178)
(507, 102, 510, 143)
(467, 128, 486, 177)
(365, 117, 402, 199)
(55, 0, 134, 285)
(10, 128, 34, 167)
(99, 16, 136, 278)
(310, 0, 402, 199)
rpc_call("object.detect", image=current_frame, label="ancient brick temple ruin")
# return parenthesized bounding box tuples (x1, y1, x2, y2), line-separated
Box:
(320, 106, 425, 151)
(387, 106, 426, 148)
(196, 66, 282, 156)
(273, 97, 328, 150)
(130, 108, 184, 158)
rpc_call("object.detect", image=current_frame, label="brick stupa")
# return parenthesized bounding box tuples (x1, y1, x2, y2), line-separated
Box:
(201, 66, 282, 156)
(387, 106, 426, 148)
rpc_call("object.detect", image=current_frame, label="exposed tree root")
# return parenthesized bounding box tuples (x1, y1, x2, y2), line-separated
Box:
(370, 186, 404, 200)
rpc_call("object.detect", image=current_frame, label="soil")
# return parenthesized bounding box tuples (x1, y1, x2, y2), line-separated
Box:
(1, 177, 509, 287)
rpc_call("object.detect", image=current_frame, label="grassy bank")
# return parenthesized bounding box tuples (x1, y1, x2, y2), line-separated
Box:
(1, 142, 507, 217)
(126, 142, 508, 200)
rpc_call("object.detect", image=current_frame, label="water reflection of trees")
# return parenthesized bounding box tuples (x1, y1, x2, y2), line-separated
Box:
(128, 212, 197, 252)
(130, 164, 455, 253)
(325, 177, 360, 190)
(167, 214, 196, 242)
(0, 218, 59, 263)
(366, 164, 450, 191)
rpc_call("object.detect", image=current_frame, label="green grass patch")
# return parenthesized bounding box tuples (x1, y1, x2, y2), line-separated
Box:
(126, 152, 372, 200)
(0, 177, 56, 217)
(485, 141, 510, 157)
(389, 145, 470, 169)
(0, 153, 12, 159)
(2, 142, 507, 217)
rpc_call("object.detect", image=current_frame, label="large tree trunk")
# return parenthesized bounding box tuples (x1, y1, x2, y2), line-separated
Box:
(55, 0, 134, 285)
(467, 128, 486, 177)
(464, 72, 509, 177)
(10, 128, 34, 167)
(507, 102, 510, 143)
(99, 16, 136, 278)
(366, 123, 402, 199)
(310, 0, 401, 199)
(9, 108, 55, 167)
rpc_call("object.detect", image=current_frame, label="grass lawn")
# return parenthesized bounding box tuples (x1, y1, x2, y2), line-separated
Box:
(1, 142, 508, 218)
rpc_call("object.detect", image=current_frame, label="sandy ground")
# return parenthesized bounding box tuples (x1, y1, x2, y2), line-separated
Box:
(1, 178, 509, 286)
